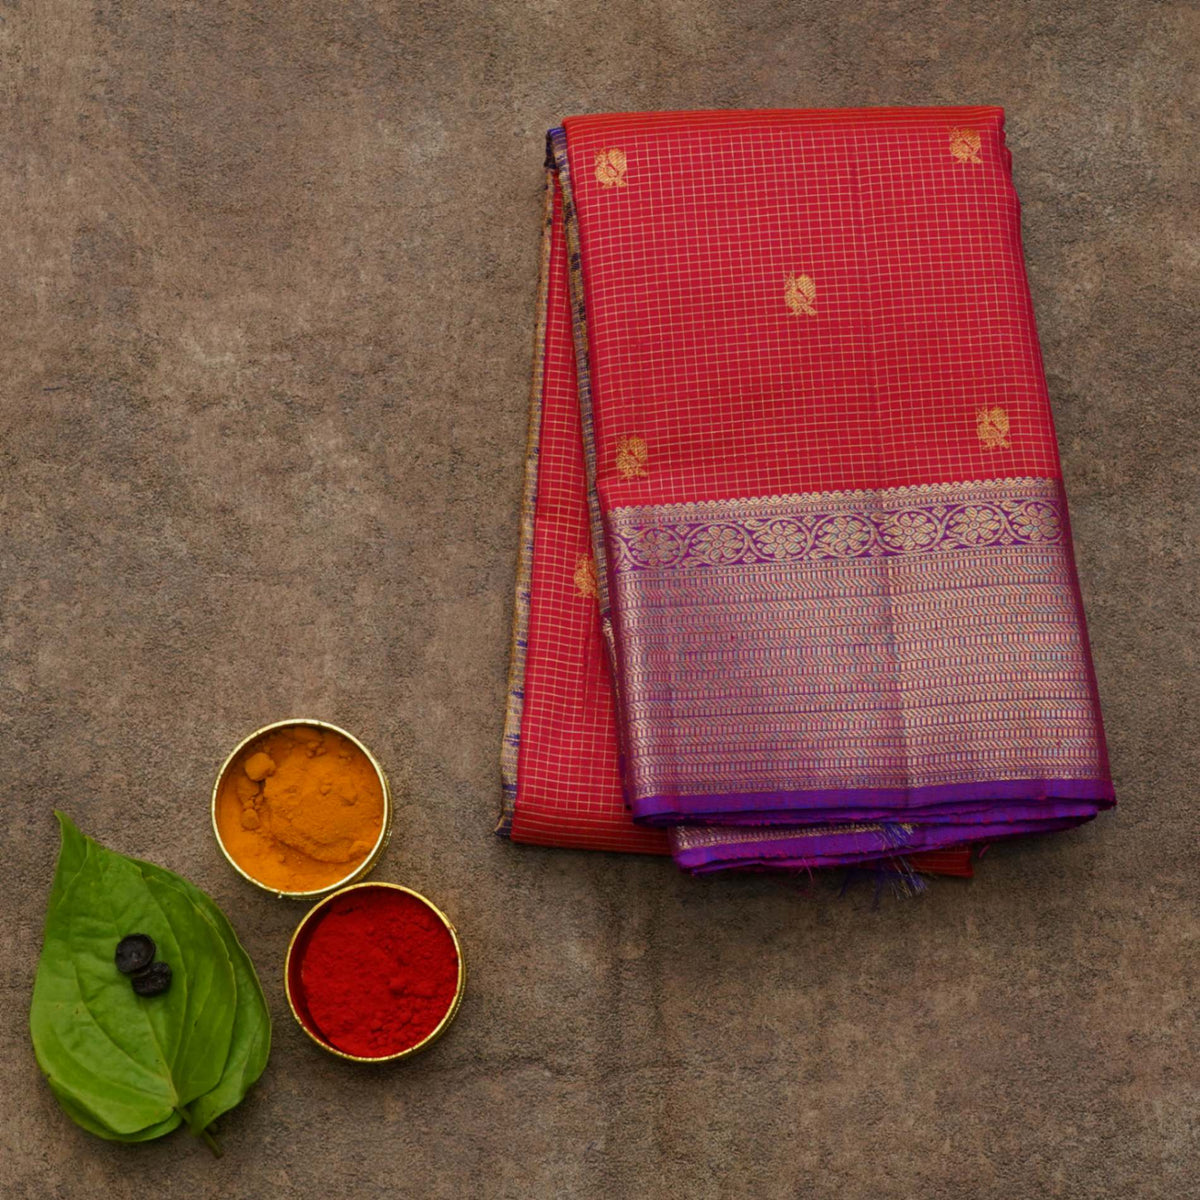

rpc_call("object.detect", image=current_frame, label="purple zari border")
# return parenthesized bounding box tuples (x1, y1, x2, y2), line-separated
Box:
(637, 777, 1116, 825)
(672, 814, 1090, 874)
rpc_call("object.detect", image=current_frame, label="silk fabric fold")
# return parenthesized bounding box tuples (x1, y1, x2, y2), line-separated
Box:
(500, 108, 1112, 873)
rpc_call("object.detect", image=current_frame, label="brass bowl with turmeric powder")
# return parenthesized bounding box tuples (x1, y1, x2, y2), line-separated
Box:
(212, 720, 392, 899)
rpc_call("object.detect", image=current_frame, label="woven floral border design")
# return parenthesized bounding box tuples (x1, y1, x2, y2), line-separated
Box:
(609, 482, 1063, 573)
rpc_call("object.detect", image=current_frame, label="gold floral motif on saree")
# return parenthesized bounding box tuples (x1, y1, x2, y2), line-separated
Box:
(594, 147, 628, 188)
(573, 553, 599, 599)
(976, 406, 1011, 450)
(784, 273, 818, 317)
(615, 435, 649, 479)
(949, 128, 983, 165)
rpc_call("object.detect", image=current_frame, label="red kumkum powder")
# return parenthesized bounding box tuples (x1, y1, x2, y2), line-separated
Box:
(295, 886, 460, 1059)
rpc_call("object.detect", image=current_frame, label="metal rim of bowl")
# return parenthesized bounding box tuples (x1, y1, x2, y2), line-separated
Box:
(283, 880, 466, 1063)
(210, 718, 393, 901)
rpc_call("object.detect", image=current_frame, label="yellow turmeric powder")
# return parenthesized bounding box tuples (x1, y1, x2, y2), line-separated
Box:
(215, 724, 386, 893)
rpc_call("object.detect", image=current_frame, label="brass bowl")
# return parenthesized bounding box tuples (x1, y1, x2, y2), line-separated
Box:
(211, 718, 393, 900)
(284, 881, 466, 1063)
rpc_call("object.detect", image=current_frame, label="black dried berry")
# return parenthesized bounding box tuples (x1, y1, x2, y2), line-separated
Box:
(114, 934, 156, 975)
(131, 961, 172, 997)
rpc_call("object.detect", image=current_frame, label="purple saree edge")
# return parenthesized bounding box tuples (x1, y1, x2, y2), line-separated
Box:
(634, 777, 1116, 825)
(673, 814, 1088, 873)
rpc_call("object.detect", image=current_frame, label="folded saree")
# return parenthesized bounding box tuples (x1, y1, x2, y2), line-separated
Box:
(500, 107, 1113, 873)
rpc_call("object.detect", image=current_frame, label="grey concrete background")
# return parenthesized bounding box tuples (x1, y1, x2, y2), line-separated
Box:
(2, 2, 1197, 1197)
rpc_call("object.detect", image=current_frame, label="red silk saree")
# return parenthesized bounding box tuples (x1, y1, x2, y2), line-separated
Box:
(500, 108, 1112, 874)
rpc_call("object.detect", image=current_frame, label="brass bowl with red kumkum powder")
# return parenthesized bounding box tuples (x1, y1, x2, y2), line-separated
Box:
(285, 882, 465, 1063)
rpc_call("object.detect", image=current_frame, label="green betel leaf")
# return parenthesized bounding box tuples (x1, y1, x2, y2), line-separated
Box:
(133, 856, 271, 1134)
(31, 815, 239, 1140)
(49, 1078, 183, 1143)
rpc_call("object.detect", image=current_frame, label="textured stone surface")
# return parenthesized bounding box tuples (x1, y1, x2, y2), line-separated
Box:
(2, 3, 1197, 1197)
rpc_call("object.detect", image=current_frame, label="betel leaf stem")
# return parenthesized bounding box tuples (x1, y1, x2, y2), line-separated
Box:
(177, 1107, 223, 1157)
